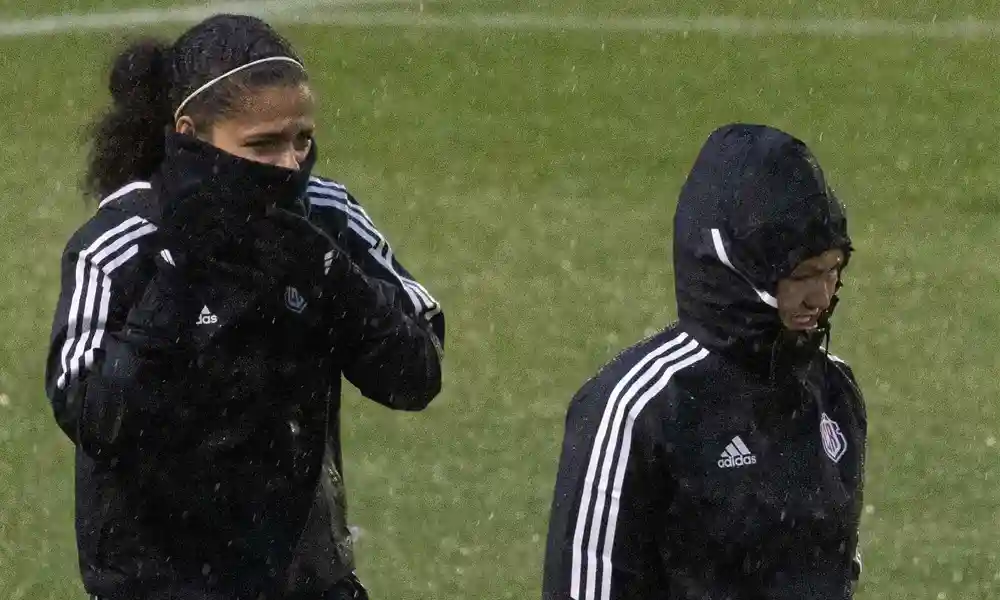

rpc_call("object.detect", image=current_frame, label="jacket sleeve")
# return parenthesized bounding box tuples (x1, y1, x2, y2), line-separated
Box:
(44, 210, 158, 446)
(823, 356, 867, 593)
(306, 179, 445, 411)
(49, 228, 272, 459)
(543, 381, 663, 600)
(72, 260, 196, 457)
(840, 359, 868, 584)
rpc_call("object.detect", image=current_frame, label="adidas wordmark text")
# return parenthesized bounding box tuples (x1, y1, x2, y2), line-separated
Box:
(718, 435, 757, 468)
(197, 306, 218, 326)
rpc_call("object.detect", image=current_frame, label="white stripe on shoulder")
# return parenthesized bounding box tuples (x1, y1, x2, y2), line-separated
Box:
(308, 176, 348, 193)
(98, 181, 152, 208)
(343, 193, 379, 229)
(571, 333, 706, 599)
(308, 196, 380, 243)
(598, 344, 708, 600)
(308, 178, 379, 229)
(56, 216, 157, 390)
(308, 184, 348, 201)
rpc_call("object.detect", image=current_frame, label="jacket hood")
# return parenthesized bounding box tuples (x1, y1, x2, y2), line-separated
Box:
(673, 124, 852, 365)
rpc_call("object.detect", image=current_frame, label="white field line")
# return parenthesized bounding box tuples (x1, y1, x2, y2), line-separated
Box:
(289, 11, 1000, 40)
(2, 2, 999, 41)
(0, 0, 408, 37)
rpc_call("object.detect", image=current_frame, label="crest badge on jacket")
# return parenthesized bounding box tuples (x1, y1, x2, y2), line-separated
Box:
(820, 412, 848, 463)
(285, 286, 308, 314)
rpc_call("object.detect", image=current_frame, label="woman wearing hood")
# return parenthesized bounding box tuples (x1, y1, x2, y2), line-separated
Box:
(44, 14, 444, 600)
(543, 124, 866, 600)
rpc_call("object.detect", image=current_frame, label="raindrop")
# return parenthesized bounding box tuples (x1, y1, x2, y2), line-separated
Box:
(0, 394, 9, 408)
(987, 436, 996, 448)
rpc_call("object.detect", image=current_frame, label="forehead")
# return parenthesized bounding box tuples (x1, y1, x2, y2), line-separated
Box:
(791, 248, 845, 273)
(221, 83, 315, 132)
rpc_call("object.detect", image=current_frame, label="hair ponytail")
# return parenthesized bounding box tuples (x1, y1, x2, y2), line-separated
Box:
(84, 38, 173, 200)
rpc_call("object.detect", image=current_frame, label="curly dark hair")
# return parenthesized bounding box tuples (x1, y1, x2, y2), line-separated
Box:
(84, 14, 308, 199)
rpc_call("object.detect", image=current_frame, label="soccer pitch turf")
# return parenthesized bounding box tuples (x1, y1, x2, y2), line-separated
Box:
(1, 1, 998, 598)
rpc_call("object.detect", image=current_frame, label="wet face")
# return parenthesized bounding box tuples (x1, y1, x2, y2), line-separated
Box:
(176, 83, 316, 170)
(776, 249, 845, 331)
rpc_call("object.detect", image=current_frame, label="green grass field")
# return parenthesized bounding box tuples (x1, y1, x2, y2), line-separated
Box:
(2, 1, 999, 598)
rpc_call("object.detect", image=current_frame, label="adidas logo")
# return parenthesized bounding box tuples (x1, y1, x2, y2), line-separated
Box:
(196, 306, 218, 326)
(717, 435, 757, 468)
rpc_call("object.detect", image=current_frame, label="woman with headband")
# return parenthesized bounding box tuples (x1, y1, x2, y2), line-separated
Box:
(44, 14, 444, 600)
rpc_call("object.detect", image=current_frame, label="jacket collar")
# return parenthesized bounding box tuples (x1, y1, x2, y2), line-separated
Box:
(155, 131, 317, 220)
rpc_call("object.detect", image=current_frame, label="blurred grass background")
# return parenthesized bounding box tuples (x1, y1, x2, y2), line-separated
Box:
(1, 1, 998, 598)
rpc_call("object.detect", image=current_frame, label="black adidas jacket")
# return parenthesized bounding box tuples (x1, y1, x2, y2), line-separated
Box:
(44, 134, 444, 600)
(543, 124, 867, 600)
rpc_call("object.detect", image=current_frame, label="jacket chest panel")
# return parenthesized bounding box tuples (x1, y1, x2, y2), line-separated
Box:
(176, 283, 334, 424)
(189, 283, 327, 356)
(664, 386, 862, 562)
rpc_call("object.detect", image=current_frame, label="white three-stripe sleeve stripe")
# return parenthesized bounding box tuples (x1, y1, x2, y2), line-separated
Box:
(584, 338, 703, 600)
(598, 346, 710, 600)
(308, 183, 381, 238)
(88, 244, 142, 355)
(569, 332, 692, 599)
(56, 217, 156, 390)
(63, 224, 155, 386)
(380, 244, 439, 315)
(309, 195, 381, 243)
(401, 275, 442, 319)
(307, 189, 440, 319)
(57, 216, 146, 387)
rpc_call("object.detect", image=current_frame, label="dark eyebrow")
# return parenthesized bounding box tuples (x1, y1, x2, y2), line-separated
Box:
(793, 264, 839, 278)
(247, 125, 314, 142)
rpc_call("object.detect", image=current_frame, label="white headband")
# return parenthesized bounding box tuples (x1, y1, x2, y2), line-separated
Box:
(173, 56, 306, 122)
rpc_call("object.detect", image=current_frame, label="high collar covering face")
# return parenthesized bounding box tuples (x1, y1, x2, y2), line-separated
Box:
(672, 123, 853, 363)
(157, 131, 317, 221)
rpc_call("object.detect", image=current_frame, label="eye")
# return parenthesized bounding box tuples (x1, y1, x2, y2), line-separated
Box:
(247, 138, 282, 150)
(294, 133, 313, 153)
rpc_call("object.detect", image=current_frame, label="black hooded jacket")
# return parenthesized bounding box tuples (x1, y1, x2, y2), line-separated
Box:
(45, 134, 444, 600)
(543, 124, 867, 600)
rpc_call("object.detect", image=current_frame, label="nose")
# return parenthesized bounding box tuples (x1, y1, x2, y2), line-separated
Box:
(803, 277, 836, 312)
(276, 149, 300, 170)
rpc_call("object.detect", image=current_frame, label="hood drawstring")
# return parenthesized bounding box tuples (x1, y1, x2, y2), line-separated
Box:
(822, 324, 833, 385)
(768, 329, 782, 385)
(820, 282, 842, 386)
